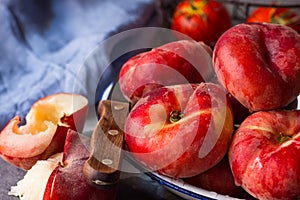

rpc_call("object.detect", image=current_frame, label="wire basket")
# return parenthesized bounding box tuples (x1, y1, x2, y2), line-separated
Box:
(155, 0, 300, 27)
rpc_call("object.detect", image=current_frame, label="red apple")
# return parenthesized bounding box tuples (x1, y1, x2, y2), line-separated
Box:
(213, 23, 300, 112)
(9, 129, 117, 200)
(228, 110, 300, 200)
(0, 93, 88, 170)
(119, 40, 214, 103)
(183, 156, 249, 199)
(124, 82, 234, 178)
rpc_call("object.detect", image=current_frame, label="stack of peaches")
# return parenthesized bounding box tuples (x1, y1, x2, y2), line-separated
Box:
(1, 1, 300, 200)
(119, 22, 300, 200)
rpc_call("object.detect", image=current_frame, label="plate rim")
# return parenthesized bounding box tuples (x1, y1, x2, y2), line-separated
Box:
(145, 171, 245, 200)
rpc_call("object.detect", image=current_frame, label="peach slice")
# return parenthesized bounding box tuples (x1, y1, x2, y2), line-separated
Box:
(0, 93, 88, 170)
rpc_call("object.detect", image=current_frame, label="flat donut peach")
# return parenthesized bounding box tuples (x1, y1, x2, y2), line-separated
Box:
(213, 23, 300, 112)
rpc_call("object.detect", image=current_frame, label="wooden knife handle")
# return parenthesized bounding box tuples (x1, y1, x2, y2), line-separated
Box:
(83, 100, 129, 188)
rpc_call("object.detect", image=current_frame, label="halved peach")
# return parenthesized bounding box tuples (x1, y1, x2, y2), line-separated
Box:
(0, 93, 88, 170)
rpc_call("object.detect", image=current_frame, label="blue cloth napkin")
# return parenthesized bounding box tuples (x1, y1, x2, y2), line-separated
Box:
(0, 0, 159, 129)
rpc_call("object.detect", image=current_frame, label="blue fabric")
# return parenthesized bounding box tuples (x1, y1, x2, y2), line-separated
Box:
(0, 0, 158, 129)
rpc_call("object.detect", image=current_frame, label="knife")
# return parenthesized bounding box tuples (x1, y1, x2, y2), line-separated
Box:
(83, 99, 129, 189)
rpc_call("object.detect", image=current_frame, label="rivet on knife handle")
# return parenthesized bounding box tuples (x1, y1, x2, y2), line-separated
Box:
(83, 100, 129, 188)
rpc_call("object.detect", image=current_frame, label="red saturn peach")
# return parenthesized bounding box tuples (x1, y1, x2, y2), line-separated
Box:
(124, 82, 234, 178)
(119, 39, 214, 103)
(0, 93, 88, 170)
(213, 22, 300, 112)
(229, 110, 300, 200)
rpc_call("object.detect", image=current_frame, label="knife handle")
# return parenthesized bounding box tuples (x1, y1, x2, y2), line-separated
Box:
(83, 100, 129, 188)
